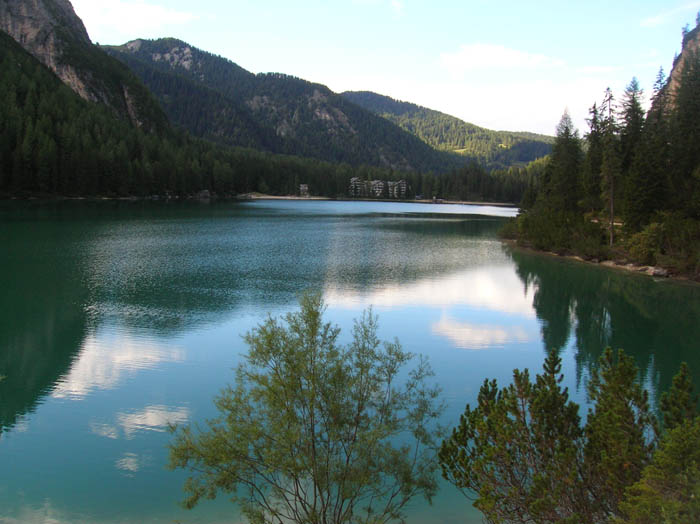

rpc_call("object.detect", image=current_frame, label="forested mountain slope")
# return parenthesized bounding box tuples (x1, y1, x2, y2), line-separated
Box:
(342, 91, 553, 168)
(2, 29, 524, 202)
(0, 0, 532, 203)
(104, 38, 464, 173)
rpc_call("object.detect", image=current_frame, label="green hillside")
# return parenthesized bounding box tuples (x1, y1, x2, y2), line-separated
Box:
(104, 39, 464, 173)
(342, 91, 553, 168)
(2, 29, 529, 203)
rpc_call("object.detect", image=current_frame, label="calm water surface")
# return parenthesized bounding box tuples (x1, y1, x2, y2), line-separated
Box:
(1, 200, 699, 523)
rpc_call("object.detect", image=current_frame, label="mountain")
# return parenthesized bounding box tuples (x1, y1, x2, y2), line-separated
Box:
(0, 0, 166, 131)
(103, 38, 465, 173)
(664, 24, 700, 108)
(341, 91, 553, 168)
(0, 0, 533, 202)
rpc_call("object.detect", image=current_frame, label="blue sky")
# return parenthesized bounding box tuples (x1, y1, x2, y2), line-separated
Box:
(71, 0, 699, 135)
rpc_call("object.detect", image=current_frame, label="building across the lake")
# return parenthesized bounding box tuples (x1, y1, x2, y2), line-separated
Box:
(387, 180, 407, 199)
(370, 180, 385, 198)
(349, 177, 366, 197)
(349, 177, 407, 199)
(299, 184, 309, 197)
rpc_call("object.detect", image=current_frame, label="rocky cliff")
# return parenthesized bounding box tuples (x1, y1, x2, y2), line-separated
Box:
(1, 0, 97, 101)
(0, 0, 166, 130)
(665, 24, 700, 105)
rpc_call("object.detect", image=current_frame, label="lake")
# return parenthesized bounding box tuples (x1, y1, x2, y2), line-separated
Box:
(1, 199, 699, 523)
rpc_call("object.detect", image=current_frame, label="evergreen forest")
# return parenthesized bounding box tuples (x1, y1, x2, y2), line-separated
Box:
(505, 23, 700, 279)
(102, 38, 466, 173)
(0, 31, 529, 202)
(342, 90, 553, 168)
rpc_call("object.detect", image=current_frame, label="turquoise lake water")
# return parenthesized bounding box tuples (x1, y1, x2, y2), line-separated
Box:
(1, 199, 698, 523)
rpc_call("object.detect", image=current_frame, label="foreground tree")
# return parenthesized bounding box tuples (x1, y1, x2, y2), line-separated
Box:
(583, 349, 657, 518)
(440, 349, 660, 524)
(439, 351, 590, 523)
(618, 418, 700, 523)
(660, 361, 699, 431)
(168, 293, 443, 524)
(617, 364, 700, 523)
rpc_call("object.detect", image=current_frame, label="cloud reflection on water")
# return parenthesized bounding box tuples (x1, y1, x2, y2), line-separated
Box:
(118, 405, 190, 439)
(324, 265, 536, 318)
(431, 317, 531, 350)
(115, 452, 142, 473)
(90, 405, 191, 441)
(52, 334, 185, 401)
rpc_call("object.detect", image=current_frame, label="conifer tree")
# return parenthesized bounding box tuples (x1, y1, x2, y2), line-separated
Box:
(619, 78, 645, 179)
(439, 351, 587, 523)
(584, 349, 657, 520)
(669, 49, 700, 217)
(441, 349, 661, 523)
(582, 103, 604, 212)
(618, 418, 700, 523)
(660, 362, 699, 431)
(600, 89, 622, 245)
(546, 111, 583, 212)
(623, 68, 671, 231)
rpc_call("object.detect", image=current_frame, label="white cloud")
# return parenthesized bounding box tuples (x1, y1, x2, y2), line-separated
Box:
(391, 0, 405, 14)
(576, 65, 621, 75)
(71, 0, 198, 43)
(640, 2, 700, 27)
(440, 43, 566, 72)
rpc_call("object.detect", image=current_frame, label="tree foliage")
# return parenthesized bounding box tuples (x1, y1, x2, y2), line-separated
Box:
(660, 362, 699, 431)
(1, 31, 530, 203)
(343, 91, 553, 169)
(440, 349, 662, 524)
(168, 294, 443, 524)
(583, 349, 657, 517)
(439, 351, 587, 523)
(618, 418, 700, 524)
(509, 17, 700, 278)
(103, 39, 466, 174)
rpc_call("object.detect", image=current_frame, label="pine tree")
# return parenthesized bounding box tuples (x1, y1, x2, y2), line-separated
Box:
(660, 362, 698, 431)
(619, 78, 645, 177)
(439, 351, 587, 523)
(622, 69, 670, 232)
(441, 349, 664, 523)
(582, 103, 604, 212)
(618, 417, 700, 523)
(584, 349, 657, 520)
(600, 89, 622, 245)
(546, 111, 583, 212)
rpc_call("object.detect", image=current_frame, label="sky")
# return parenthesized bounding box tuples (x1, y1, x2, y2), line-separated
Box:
(70, 0, 700, 136)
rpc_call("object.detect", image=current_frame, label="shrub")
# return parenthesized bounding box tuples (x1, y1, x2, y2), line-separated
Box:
(626, 222, 664, 265)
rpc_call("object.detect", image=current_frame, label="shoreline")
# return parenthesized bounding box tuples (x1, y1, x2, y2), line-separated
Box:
(2, 193, 517, 208)
(240, 193, 518, 207)
(504, 239, 700, 286)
